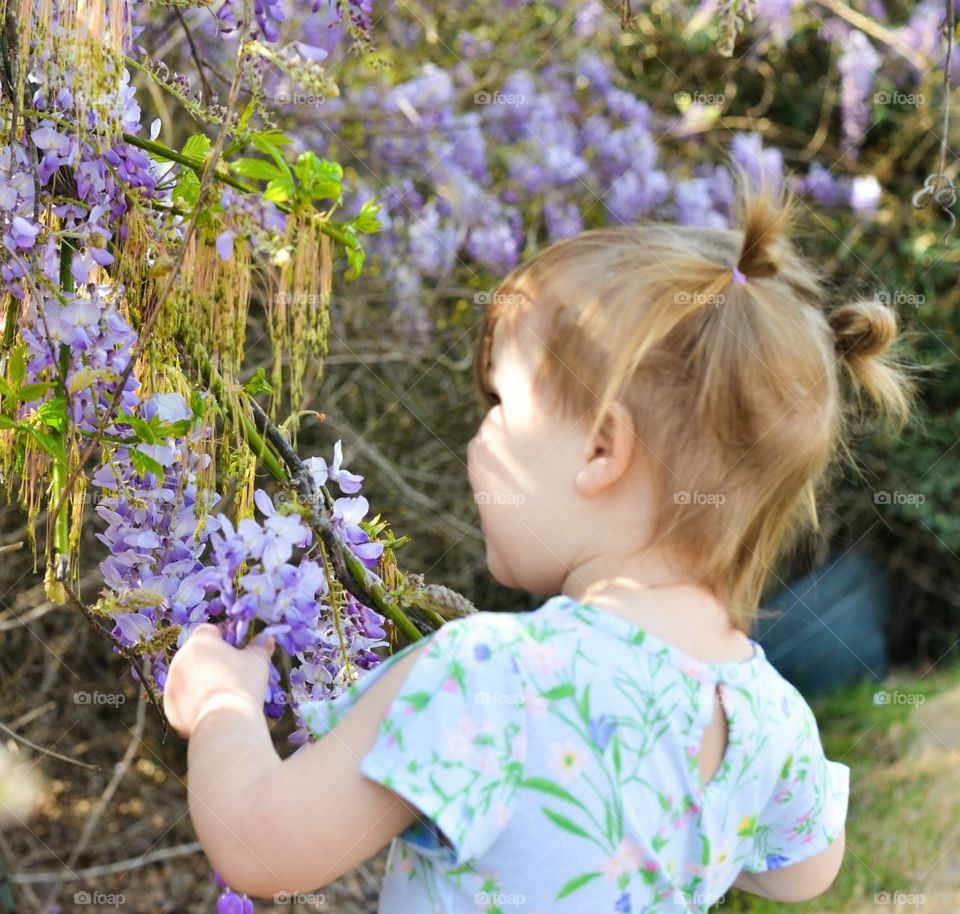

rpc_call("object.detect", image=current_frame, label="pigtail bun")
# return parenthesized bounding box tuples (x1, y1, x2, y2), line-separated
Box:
(729, 163, 797, 282)
(828, 299, 915, 430)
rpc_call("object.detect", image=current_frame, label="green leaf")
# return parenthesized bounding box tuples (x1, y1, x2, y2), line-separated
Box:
(541, 807, 591, 839)
(403, 691, 432, 713)
(541, 683, 576, 701)
(190, 390, 207, 422)
(9, 345, 25, 388)
(251, 132, 294, 184)
(779, 755, 793, 781)
(344, 240, 366, 281)
(352, 198, 382, 234)
(0, 415, 19, 429)
(0, 377, 12, 397)
(250, 129, 293, 151)
(35, 395, 67, 433)
(183, 133, 213, 163)
(555, 871, 602, 899)
(157, 418, 193, 439)
(263, 177, 294, 205)
(16, 382, 53, 402)
(130, 448, 164, 478)
(174, 168, 200, 208)
(243, 367, 274, 395)
(292, 152, 343, 203)
(24, 425, 64, 459)
(577, 682, 591, 725)
(117, 411, 158, 445)
(521, 777, 587, 810)
(232, 157, 285, 183)
(237, 98, 257, 133)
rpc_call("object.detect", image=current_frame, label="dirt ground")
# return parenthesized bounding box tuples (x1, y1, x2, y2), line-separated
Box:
(0, 596, 386, 914)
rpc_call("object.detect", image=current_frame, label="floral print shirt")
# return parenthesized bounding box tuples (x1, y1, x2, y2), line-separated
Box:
(298, 594, 849, 913)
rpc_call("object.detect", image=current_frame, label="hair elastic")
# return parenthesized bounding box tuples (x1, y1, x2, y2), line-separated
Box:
(730, 264, 747, 285)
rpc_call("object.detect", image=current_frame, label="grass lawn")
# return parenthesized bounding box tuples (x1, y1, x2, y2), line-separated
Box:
(722, 659, 960, 913)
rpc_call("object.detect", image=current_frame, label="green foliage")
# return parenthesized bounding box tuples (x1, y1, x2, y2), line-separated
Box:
(243, 366, 274, 395)
(172, 133, 211, 208)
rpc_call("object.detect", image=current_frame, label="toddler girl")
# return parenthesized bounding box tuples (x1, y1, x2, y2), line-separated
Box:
(163, 167, 913, 913)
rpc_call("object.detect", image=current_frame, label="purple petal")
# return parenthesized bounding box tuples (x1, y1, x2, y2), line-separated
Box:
(10, 216, 40, 249)
(215, 229, 235, 261)
(31, 126, 71, 155)
(333, 468, 364, 494)
(70, 250, 96, 283)
(90, 246, 114, 266)
(290, 41, 328, 61)
(253, 488, 275, 517)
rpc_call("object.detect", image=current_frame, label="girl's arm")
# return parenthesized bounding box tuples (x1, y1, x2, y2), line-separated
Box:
(165, 626, 430, 899)
(732, 828, 846, 901)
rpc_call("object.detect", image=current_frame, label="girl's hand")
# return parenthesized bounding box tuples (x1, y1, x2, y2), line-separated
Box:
(163, 623, 276, 739)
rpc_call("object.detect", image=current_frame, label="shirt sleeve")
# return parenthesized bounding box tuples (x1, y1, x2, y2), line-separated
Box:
(356, 612, 528, 867)
(741, 692, 850, 874)
(295, 635, 433, 740)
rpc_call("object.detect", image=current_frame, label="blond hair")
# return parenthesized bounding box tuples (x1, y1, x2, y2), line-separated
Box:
(473, 165, 915, 632)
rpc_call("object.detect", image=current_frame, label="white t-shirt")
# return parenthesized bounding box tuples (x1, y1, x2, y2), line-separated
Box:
(297, 594, 850, 913)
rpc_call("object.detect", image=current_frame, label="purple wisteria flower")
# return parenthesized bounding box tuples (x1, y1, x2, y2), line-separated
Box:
(838, 31, 882, 157)
(303, 439, 364, 493)
(216, 186, 288, 261)
(216, 890, 254, 914)
(82, 354, 391, 718)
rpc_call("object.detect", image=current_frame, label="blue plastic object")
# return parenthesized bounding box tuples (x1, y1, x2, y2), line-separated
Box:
(754, 546, 892, 697)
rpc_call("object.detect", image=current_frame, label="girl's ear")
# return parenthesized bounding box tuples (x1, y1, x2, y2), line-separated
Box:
(575, 401, 637, 498)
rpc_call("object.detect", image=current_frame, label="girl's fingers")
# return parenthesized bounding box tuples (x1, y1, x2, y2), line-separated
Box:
(251, 632, 276, 653)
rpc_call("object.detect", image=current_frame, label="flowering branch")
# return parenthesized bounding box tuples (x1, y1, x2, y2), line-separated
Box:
(60, 579, 167, 734)
(189, 343, 476, 645)
(44, 28, 253, 581)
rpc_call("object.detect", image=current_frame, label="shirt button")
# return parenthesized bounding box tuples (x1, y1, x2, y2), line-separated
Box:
(721, 662, 743, 683)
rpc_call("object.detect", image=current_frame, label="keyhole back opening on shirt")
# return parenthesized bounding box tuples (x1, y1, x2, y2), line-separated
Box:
(698, 683, 730, 788)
